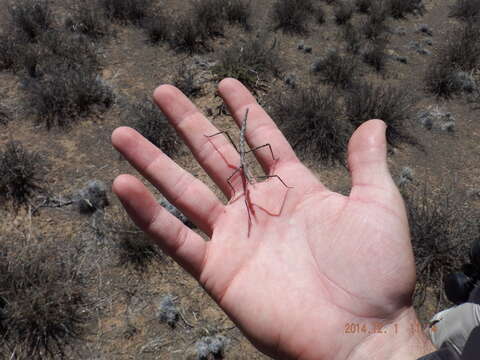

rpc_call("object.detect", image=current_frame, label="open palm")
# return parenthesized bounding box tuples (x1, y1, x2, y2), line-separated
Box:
(112, 79, 433, 360)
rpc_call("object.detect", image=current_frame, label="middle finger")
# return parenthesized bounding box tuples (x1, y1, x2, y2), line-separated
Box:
(153, 84, 240, 198)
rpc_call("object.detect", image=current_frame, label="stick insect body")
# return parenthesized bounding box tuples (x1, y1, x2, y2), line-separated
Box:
(205, 108, 292, 234)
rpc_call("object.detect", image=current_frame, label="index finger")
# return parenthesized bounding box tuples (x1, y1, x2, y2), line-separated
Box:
(218, 78, 299, 174)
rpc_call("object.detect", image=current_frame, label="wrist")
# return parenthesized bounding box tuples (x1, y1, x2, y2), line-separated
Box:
(346, 307, 437, 360)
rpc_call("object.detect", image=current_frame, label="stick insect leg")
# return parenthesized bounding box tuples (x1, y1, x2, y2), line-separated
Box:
(204, 131, 239, 153)
(256, 175, 293, 189)
(245, 143, 276, 161)
(227, 167, 242, 195)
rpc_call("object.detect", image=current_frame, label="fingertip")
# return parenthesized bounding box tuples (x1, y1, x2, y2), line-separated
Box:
(111, 126, 137, 149)
(348, 119, 387, 152)
(218, 78, 246, 95)
(153, 84, 180, 106)
(112, 174, 138, 197)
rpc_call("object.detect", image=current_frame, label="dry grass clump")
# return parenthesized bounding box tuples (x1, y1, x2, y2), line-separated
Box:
(213, 36, 281, 90)
(0, 237, 87, 359)
(101, 0, 152, 25)
(344, 81, 418, 148)
(65, 0, 110, 39)
(362, 1, 389, 40)
(271, 85, 351, 165)
(0, 141, 45, 206)
(142, 14, 171, 44)
(129, 100, 180, 157)
(425, 23, 480, 97)
(193, 0, 227, 38)
(312, 49, 359, 89)
(7, 0, 53, 42)
(169, 16, 211, 53)
(272, 0, 314, 34)
(26, 63, 113, 129)
(404, 185, 477, 307)
(0, 103, 10, 125)
(362, 39, 388, 72)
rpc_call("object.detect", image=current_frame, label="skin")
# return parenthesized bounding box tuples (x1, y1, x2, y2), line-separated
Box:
(111, 78, 436, 360)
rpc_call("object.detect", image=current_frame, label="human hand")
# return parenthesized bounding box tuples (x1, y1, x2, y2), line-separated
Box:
(111, 78, 435, 360)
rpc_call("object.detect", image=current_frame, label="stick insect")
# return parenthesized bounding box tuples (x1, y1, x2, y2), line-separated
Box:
(205, 108, 292, 235)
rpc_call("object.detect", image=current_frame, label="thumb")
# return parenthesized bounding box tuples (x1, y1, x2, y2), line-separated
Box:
(347, 120, 399, 200)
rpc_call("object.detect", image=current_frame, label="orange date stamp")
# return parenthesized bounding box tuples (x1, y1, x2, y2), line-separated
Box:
(344, 322, 437, 335)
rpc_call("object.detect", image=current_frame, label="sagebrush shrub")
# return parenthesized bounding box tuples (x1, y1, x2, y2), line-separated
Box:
(271, 85, 351, 165)
(213, 36, 281, 90)
(272, 0, 314, 34)
(26, 64, 113, 129)
(101, 0, 151, 24)
(0, 141, 44, 206)
(65, 1, 109, 39)
(0, 238, 86, 358)
(129, 100, 180, 157)
(8, 0, 53, 41)
(312, 50, 358, 89)
(403, 185, 476, 307)
(344, 81, 418, 147)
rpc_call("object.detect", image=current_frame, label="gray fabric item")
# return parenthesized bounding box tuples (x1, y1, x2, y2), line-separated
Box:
(428, 303, 480, 355)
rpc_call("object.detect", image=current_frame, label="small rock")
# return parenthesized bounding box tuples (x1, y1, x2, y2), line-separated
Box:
(417, 107, 456, 132)
(408, 41, 430, 55)
(157, 295, 179, 327)
(398, 167, 414, 187)
(195, 335, 230, 360)
(303, 46, 312, 53)
(451, 71, 477, 93)
(75, 180, 109, 213)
